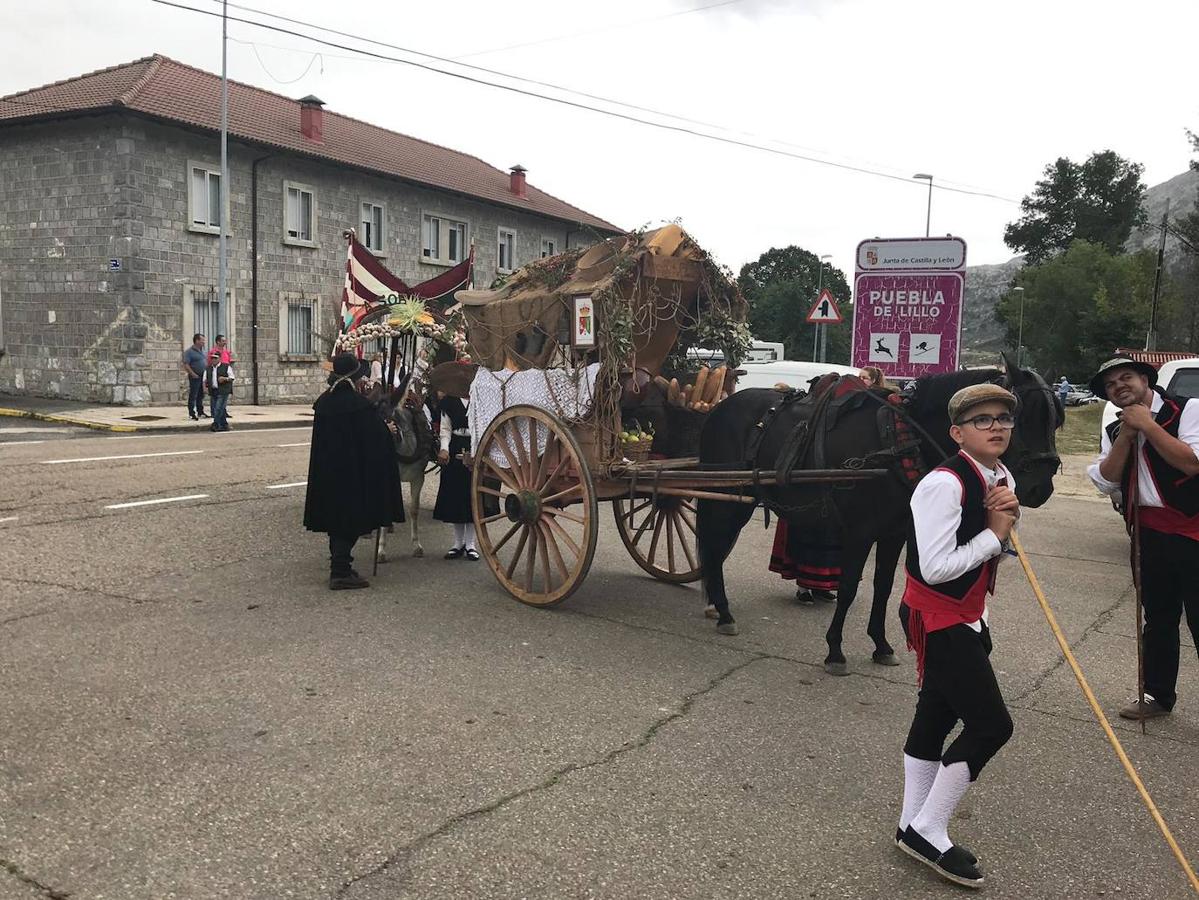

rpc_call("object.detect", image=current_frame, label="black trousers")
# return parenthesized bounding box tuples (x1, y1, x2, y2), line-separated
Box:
(187, 377, 205, 416)
(1140, 527, 1199, 710)
(328, 534, 358, 578)
(900, 603, 1014, 781)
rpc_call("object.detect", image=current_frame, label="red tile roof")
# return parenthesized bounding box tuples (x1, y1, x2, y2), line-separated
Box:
(0, 54, 621, 234)
(1114, 349, 1199, 369)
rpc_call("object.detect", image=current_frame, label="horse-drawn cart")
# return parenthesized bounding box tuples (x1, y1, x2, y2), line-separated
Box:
(456, 226, 887, 607)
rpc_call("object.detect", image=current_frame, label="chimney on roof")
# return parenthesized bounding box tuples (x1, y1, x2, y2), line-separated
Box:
(299, 95, 325, 143)
(509, 165, 527, 199)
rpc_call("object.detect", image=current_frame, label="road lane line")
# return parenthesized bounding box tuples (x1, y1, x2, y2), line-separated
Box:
(42, 450, 204, 465)
(104, 494, 209, 510)
(266, 481, 307, 490)
(0, 516, 18, 524)
(277, 442, 310, 447)
(0, 440, 46, 445)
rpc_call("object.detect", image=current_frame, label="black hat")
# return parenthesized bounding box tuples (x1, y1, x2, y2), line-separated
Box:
(1088, 355, 1157, 399)
(328, 352, 370, 386)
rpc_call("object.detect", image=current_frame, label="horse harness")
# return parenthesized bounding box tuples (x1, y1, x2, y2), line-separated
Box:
(743, 375, 930, 519)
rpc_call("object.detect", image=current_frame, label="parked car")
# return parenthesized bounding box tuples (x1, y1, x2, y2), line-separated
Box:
(1064, 386, 1101, 406)
(734, 360, 861, 392)
(1100, 357, 1199, 432)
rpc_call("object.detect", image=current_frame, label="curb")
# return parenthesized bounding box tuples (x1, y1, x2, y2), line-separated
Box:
(0, 407, 138, 433)
(0, 407, 311, 435)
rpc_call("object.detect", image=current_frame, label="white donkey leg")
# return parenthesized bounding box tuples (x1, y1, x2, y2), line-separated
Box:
(409, 469, 424, 557)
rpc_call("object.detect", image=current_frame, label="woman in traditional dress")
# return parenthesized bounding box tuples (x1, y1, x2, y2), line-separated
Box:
(432, 390, 478, 560)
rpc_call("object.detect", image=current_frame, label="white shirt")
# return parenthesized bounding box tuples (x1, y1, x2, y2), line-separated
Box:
(1087, 392, 1199, 507)
(910, 451, 1016, 630)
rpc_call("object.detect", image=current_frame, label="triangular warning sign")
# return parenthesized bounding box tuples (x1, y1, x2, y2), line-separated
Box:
(806, 288, 843, 324)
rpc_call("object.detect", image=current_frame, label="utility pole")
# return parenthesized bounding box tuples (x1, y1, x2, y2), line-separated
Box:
(914, 173, 933, 237)
(1014, 286, 1025, 368)
(218, 0, 230, 338)
(1147, 198, 1170, 352)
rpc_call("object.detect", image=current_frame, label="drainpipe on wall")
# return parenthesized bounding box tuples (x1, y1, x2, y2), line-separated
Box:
(250, 153, 273, 405)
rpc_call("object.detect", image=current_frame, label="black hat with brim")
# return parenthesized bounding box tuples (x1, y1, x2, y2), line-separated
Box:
(1088, 355, 1157, 399)
(328, 352, 370, 385)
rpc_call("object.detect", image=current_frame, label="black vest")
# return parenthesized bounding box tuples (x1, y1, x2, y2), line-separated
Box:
(1104, 390, 1199, 518)
(905, 452, 990, 600)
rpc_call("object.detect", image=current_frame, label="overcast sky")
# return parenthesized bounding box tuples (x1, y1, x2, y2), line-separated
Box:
(4, 0, 1198, 280)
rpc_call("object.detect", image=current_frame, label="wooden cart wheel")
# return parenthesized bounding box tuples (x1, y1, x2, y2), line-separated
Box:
(612, 493, 703, 584)
(471, 405, 598, 607)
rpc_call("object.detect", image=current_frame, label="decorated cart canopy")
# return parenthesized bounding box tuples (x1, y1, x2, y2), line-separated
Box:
(457, 224, 748, 471)
(455, 224, 747, 375)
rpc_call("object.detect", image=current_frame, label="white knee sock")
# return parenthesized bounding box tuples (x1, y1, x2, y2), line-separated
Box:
(463, 523, 477, 551)
(452, 523, 466, 549)
(899, 754, 940, 832)
(910, 761, 972, 853)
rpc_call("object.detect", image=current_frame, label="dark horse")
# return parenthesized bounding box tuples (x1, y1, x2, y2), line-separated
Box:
(696, 354, 1062, 671)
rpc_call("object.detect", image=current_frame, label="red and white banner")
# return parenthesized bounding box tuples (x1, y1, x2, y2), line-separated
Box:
(340, 230, 474, 333)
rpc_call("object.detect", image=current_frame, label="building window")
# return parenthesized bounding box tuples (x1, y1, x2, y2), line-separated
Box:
(284, 181, 316, 246)
(498, 227, 517, 273)
(188, 161, 221, 234)
(279, 293, 319, 359)
(361, 201, 385, 254)
(540, 237, 557, 258)
(422, 213, 468, 265)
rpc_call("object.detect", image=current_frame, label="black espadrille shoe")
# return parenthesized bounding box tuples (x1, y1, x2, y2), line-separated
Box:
(898, 826, 984, 889)
(896, 828, 976, 865)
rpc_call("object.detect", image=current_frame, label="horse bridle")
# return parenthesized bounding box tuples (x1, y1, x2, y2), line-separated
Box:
(1004, 380, 1063, 475)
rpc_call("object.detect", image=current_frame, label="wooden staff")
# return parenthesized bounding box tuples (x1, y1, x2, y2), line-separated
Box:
(1129, 465, 1147, 734)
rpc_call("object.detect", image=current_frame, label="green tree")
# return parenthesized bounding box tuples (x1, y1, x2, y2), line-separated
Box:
(738, 246, 852, 362)
(1004, 150, 1148, 264)
(996, 241, 1157, 378)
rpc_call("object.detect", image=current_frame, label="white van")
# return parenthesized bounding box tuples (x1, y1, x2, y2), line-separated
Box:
(734, 360, 861, 393)
(1100, 357, 1199, 432)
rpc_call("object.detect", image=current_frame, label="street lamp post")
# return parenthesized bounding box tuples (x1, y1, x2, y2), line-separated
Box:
(1013, 286, 1026, 368)
(913, 173, 933, 237)
(813, 253, 832, 362)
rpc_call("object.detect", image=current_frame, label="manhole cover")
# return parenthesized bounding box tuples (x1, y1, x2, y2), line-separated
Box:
(122, 415, 168, 422)
(240, 411, 264, 416)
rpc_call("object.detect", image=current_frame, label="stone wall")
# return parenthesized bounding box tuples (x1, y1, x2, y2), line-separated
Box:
(0, 112, 611, 405)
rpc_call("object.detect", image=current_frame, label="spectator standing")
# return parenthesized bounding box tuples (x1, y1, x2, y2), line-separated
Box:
(182, 333, 208, 420)
(206, 351, 234, 432)
(213, 334, 234, 418)
(1057, 376, 1070, 405)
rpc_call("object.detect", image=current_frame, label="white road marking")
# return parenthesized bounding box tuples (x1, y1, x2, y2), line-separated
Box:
(0, 440, 46, 445)
(266, 481, 307, 490)
(104, 494, 209, 510)
(0, 516, 18, 524)
(42, 450, 204, 465)
(277, 442, 310, 447)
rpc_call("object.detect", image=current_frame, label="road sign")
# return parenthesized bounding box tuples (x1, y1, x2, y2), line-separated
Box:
(806, 288, 843, 324)
(851, 237, 967, 378)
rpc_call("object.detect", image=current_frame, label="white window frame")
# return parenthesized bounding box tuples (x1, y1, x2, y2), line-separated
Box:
(360, 200, 386, 256)
(540, 236, 558, 259)
(283, 180, 318, 248)
(497, 226, 518, 274)
(420, 211, 469, 267)
(187, 160, 224, 235)
(181, 285, 237, 354)
(278, 292, 321, 361)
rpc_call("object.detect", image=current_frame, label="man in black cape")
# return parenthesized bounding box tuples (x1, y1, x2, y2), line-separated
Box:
(303, 353, 404, 589)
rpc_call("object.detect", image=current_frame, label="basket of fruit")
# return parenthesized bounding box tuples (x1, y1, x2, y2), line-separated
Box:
(619, 421, 655, 463)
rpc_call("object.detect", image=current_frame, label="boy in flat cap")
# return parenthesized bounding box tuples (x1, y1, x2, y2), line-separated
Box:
(1087, 355, 1199, 720)
(895, 383, 1020, 889)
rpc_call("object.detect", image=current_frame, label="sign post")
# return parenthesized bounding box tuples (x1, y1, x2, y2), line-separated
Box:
(850, 237, 966, 379)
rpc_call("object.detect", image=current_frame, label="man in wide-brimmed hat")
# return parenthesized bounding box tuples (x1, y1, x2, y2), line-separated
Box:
(303, 353, 405, 589)
(1087, 355, 1199, 720)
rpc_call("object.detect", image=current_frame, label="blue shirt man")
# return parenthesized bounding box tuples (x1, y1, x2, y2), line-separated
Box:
(182, 334, 207, 420)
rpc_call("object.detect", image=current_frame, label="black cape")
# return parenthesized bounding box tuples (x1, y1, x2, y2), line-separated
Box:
(303, 382, 404, 536)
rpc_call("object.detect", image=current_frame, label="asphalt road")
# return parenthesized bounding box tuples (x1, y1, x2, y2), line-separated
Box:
(1, 423, 1197, 899)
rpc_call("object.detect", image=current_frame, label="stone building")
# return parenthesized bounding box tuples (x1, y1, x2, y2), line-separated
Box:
(0, 55, 620, 405)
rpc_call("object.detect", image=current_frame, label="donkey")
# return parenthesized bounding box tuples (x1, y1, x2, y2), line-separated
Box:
(696, 355, 1062, 672)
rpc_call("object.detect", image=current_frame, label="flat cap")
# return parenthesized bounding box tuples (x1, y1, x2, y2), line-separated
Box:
(948, 383, 1017, 423)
